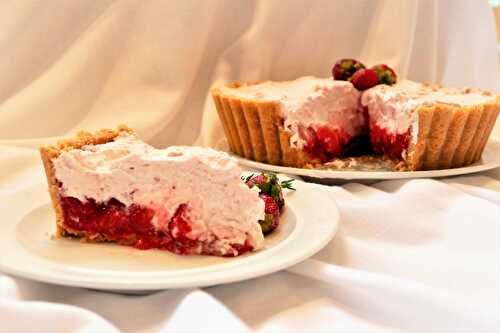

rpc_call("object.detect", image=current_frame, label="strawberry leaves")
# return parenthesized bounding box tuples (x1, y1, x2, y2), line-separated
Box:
(280, 179, 296, 191)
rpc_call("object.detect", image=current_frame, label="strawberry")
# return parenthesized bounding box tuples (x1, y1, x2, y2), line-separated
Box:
(242, 172, 295, 234)
(350, 68, 379, 90)
(260, 194, 279, 215)
(260, 214, 278, 235)
(246, 174, 267, 188)
(244, 172, 294, 209)
(258, 194, 280, 234)
(370, 64, 397, 85)
(251, 174, 267, 185)
(332, 58, 366, 81)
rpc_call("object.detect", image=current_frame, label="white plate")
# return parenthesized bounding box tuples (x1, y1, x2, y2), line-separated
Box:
(220, 140, 500, 180)
(0, 178, 338, 291)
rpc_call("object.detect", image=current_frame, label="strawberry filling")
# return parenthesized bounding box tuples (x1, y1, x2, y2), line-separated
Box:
(300, 125, 352, 162)
(369, 121, 411, 159)
(59, 196, 254, 256)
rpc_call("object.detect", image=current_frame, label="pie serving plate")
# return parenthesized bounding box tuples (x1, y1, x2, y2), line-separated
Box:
(0, 177, 338, 291)
(218, 139, 500, 181)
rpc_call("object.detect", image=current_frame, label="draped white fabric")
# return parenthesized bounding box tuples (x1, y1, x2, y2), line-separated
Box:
(0, 0, 499, 332)
(0, 0, 498, 147)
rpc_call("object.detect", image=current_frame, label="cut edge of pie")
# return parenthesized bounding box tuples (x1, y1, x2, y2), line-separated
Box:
(39, 124, 134, 239)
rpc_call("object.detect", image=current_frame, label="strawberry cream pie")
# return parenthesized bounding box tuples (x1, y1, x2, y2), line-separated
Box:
(40, 126, 290, 257)
(212, 59, 499, 170)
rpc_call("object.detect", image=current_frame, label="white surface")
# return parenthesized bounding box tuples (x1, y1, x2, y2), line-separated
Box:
(0, 179, 337, 290)
(2, 169, 499, 333)
(1, 0, 500, 332)
(220, 139, 500, 180)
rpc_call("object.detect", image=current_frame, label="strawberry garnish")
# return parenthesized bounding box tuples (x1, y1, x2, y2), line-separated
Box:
(243, 172, 295, 209)
(331, 58, 398, 90)
(260, 194, 279, 215)
(349, 68, 379, 91)
(332, 58, 366, 81)
(370, 64, 397, 85)
(245, 174, 267, 188)
(259, 194, 280, 234)
(242, 172, 295, 234)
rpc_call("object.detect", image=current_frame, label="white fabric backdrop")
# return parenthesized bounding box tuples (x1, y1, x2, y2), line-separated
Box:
(0, 0, 499, 332)
(0, 0, 498, 147)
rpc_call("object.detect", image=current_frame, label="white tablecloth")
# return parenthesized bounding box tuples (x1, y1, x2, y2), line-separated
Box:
(1, 0, 499, 332)
(1, 168, 499, 333)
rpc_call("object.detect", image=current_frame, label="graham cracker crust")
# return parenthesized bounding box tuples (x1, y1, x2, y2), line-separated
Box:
(408, 97, 500, 170)
(212, 83, 500, 171)
(39, 125, 134, 238)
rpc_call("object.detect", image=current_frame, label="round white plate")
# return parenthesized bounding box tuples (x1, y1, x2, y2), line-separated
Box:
(221, 140, 500, 180)
(0, 178, 338, 291)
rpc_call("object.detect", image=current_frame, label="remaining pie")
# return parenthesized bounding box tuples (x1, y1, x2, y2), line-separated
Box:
(212, 61, 499, 171)
(40, 125, 290, 257)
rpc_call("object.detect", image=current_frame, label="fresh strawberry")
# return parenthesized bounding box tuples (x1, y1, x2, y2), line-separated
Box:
(244, 172, 294, 209)
(260, 194, 279, 215)
(242, 172, 295, 234)
(350, 68, 379, 90)
(246, 174, 267, 188)
(332, 58, 366, 81)
(259, 194, 280, 234)
(370, 64, 397, 85)
(252, 174, 267, 184)
(260, 214, 278, 235)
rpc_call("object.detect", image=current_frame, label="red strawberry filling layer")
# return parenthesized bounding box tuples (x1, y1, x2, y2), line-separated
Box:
(369, 122, 411, 159)
(299, 126, 352, 162)
(59, 196, 254, 256)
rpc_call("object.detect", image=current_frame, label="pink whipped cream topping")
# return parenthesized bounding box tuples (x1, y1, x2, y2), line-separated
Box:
(220, 76, 364, 148)
(53, 134, 265, 253)
(362, 80, 497, 137)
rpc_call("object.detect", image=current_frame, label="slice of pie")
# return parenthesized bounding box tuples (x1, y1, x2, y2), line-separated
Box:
(39, 125, 270, 257)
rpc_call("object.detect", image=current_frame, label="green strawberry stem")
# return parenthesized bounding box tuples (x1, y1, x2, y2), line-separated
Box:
(242, 173, 254, 183)
(280, 179, 296, 191)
